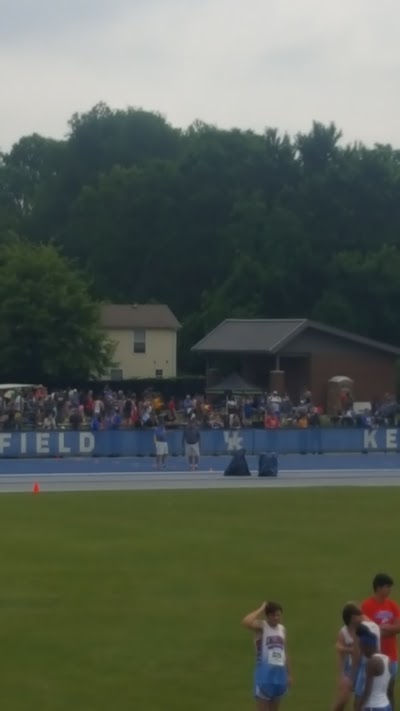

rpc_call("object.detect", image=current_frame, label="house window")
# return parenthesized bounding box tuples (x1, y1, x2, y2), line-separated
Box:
(133, 328, 146, 354)
(155, 369, 163, 378)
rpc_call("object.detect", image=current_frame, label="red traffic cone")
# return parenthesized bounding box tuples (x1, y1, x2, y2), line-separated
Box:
(32, 482, 40, 494)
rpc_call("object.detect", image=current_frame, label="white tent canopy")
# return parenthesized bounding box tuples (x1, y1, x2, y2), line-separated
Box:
(0, 383, 41, 391)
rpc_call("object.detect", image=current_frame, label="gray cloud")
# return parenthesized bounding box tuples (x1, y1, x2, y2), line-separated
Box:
(1, 0, 400, 150)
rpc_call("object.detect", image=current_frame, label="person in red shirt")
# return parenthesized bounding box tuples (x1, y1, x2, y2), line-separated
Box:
(264, 413, 280, 429)
(361, 573, 400, 710)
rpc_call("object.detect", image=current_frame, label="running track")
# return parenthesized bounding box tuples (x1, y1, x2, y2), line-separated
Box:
(1, 453, 400, 492)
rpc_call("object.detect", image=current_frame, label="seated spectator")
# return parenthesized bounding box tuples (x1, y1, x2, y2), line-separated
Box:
(122, 397, 133, 425)
(243, 398, 254, 423)
(264, 413, 280, 429)
(358, 409, 373, 428)
(140, 402, 153, 427)
(14, 410, 23, 431)
(201, 400, 212, 423)
(280, 394, 292, 416)
(69, 408, 82, 430)
(111, 409, 122, 430)
(227, 394, 239, 417)
(229, 413, 241, 430)
(297, 413, 309, 428)
(209, 414, 224, 429)
(341, 408, 355, 427)
(153, 395, 163, 413)
(296, 400, 308, 417)
(167, 397, 176, 420)
(91, 415, 102, 431)
(183, 395, 193, 417)
(308, 407, 321, 427)
(268, 391, 282, 416)
(43, 413, 56, 430)
(131, 401, 139, 427)
(84, 391, 94, 417)
(93, 397, 103, 418)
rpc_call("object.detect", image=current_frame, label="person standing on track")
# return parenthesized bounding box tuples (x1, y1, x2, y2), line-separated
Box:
(242, 601, 292, 710)
(361, 573, 400, 710)
(154, 419, 168, 470)
(182, 417, 201, 471)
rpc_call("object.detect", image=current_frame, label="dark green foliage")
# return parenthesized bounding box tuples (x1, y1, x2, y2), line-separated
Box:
(1, 106, 400, 374)
(0, 241, 113, 381)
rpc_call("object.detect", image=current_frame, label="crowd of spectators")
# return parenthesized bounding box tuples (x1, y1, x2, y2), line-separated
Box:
(0, 384, 398, 431)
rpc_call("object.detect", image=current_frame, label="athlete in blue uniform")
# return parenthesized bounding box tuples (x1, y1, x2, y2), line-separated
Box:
(242, 601, 292, 710)
(332, 603, 363, 711)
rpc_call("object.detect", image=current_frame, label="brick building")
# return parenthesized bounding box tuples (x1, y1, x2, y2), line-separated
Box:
(191, 319, 400, 410)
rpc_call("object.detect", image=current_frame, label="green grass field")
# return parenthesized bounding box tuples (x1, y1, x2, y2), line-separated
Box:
(0, 487, 398, 711)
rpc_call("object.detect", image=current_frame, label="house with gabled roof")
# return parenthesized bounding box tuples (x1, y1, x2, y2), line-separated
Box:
(100, 304, 180, 379)
(192, 318, 400, 407)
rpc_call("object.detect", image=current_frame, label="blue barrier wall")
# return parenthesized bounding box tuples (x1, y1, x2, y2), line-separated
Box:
(0, 427, 399, 458)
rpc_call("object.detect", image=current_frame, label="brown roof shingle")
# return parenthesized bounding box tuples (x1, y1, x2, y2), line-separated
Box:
(100, 304, 180, 330)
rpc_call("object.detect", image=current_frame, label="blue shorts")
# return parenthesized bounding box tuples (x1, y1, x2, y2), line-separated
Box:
(343, 658, 352, 679)
(354, 662, 366, 697)
(254, 682, 287, 701)
(254, 666, 288, 700)
(390, 661, 398, 679)
(364, 706, 391, 711)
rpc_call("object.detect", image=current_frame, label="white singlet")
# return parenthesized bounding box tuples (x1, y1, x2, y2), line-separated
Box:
(364, 653, 390, 708)
(340, 625, 354, 646)
(256, 622, 287, 668)
(340, 625, 354, 674)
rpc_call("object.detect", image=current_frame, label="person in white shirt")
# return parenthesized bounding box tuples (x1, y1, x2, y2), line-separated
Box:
(332, 602, 364, 711)
(355, 623, 391, 711)
(268, 392, 282, 416)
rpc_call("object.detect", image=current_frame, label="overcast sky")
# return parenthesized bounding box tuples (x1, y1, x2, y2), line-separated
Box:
(1, 0, 399, 151)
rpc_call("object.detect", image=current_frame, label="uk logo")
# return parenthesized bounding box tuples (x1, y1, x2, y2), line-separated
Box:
(224, 431, 244, 451)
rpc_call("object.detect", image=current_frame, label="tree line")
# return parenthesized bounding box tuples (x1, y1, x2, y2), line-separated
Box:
(1, 103, 400, 380)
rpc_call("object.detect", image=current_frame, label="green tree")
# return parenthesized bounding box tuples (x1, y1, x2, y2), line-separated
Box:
(0, 240, 113, 381)
(1, 135, 64, 220)
(2, 109, 400, 374)
(312, 245, 400, 340)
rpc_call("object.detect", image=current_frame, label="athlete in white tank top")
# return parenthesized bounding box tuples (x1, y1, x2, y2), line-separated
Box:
(332, 603, 363, 711)
(242, 600, 292, 709)
(363, 653, 391, 709)
(356, 623, 390, 711)
(257, 621, 287, 666)
(339, 625, 354, 669)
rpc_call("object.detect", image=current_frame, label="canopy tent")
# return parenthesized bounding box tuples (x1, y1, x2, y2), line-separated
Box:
(206, 373, 262, 395)
(0, 384, 41, 391)
(0, 384, 42, 398)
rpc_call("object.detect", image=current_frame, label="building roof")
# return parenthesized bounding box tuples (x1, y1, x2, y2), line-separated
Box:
(193, 319, 306, 353)
(192, 318, 400, 356)
(100, 304, 181, 330)
(207, 373, 262, 394)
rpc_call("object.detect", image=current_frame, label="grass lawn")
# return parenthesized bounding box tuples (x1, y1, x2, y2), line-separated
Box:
(0, 487, 397, 711)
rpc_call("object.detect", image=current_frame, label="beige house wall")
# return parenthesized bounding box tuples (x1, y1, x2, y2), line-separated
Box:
(105, 328, 177, 378)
